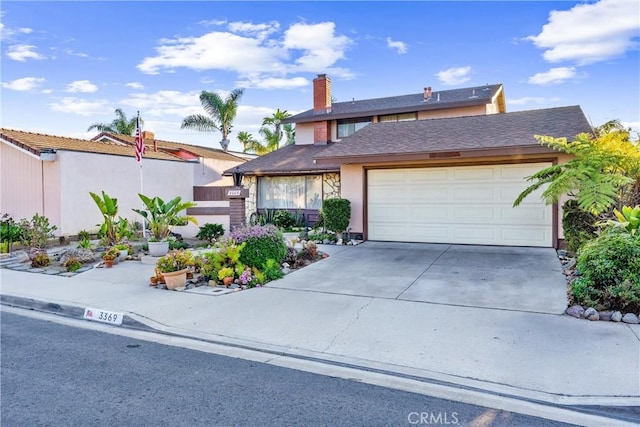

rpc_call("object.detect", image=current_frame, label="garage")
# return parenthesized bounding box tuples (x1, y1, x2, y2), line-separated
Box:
(367, 163, 553, 247)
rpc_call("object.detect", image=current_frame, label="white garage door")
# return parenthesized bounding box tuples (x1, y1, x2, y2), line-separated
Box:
(367, 163, 552, 247)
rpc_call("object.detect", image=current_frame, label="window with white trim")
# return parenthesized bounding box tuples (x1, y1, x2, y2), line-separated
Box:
(258, 175, 322, 209)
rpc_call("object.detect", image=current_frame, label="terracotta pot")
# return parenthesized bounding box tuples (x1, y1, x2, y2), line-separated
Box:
(103, 259, 114, 268)
(150, 276, 158, 286)
(186, 272, 194, 280)
(162, 268, 188, 290)
(223, 276, 234, 287)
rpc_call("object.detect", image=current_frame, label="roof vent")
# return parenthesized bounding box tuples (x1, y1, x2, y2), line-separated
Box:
(423, 86, 432, 101)
(469, 89, 478, 99)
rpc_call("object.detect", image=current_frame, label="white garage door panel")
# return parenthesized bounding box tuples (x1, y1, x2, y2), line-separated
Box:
(368, 163, 552, 247)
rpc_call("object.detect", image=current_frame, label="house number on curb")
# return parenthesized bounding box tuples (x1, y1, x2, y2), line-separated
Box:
(83, 307, 123, 326)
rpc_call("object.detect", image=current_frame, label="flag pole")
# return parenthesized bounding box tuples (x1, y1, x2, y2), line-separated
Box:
(136, 110, 146, 239)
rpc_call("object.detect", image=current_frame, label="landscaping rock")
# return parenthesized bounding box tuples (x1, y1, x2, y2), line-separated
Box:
(557, 249, 568, 258)
(598, 311, 613, 321)
(611, 311, 623, 322)
(174, 286, 186, 292)
(622, 313, 640, 324)
(12, 250, 29, 263)
(336, 238, 343, 245)
(566, 305, 585, 318)
(282, 267, 291, 275)
(584, 307, 599, 321)
(350, 239, 358, 245)
(60, 248, 96, 264)
(562, 258, 576, 269)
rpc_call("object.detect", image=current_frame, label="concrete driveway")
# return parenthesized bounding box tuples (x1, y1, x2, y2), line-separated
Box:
(273, 241, 568, 314)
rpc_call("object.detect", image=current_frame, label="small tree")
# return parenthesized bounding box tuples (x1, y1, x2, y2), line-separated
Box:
(513, 122, 640, 216)
(321, 198, 351, 236)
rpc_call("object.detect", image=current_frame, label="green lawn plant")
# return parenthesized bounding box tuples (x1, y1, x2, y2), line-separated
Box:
(156, 249, 195, 273)
(19, 213, 57, 250)
(604, 205, 640, 236)
(196, 223, 225, 242)
(321, 198, 351, 236)
(1, 213, 22, 253)
(570, 229, 640, 312)
(90, 191, 121, 246)
(230, 224, 287, 270)
(133, 194, 197, 241)
(562, 200, 597, 254)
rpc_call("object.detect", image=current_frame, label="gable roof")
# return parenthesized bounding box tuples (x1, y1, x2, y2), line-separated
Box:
(284, 84, 504, 124)
(225, 144, 340, 176)
(0, 128, 181, 161)
(314, 105, 593, 163)
(93, 132, 247, 162)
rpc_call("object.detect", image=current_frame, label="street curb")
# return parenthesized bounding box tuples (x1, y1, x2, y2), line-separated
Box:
(2, 294, 638, 425)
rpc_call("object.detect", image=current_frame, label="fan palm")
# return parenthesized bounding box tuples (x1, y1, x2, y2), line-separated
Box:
(181, 89, 244, 151)
(87, 109, 140, 135)
(237, 131, 259, 153)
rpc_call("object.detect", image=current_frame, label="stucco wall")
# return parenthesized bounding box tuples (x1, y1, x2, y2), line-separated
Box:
(58, 151, 195, 237)
(340, 164, 365, 234)
(294, 123, 315, 145)
(417, 105, 485, 119)
(193, 157, 243, 186)
(0, 141, 62, 229)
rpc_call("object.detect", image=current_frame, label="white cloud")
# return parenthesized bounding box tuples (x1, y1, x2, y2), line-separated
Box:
(65, 80, 98, 93)
(125, 82, 144, 90)
(526, 0, 640, 65)
(283, 22, 351, 72)
(621, 120, 640, 137)
(137, 21, 352, 79)
(435, 66, 472, 85)
(508, 96, 561, 105)
(6, 44, 45, 61)
(386, 37, 407, 54)
(1, 77, 45, 91)
(121, 90, 202, 117)
(528, 67, 580, 85)
(235, 76, 309, 90)
(0, 19, 33, 42)
(48, 97, 111, 116)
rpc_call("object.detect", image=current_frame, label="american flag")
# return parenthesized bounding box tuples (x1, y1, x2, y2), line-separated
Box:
(134, 114, 146, 163)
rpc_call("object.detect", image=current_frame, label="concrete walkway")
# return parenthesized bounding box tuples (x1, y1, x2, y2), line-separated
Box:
(1, 242, 639, 412)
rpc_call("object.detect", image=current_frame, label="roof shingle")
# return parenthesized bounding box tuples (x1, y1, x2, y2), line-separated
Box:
(314, 106, 593, 161)
(284, 84, 503, 124)
(226, 144, 340, 176)
(0, 128, 181, 161)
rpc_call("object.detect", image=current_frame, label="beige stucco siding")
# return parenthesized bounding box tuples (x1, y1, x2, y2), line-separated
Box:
(57, 150, 195, 237)
(193, 157, 242, 186)
(0, 141, 61, 226)
(340, 164, 365, 233)
(294, 123, 315, 145)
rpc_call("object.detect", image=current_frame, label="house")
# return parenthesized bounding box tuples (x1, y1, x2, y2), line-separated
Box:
(231, 74, 593, 248)
(0, 129, 246, 237)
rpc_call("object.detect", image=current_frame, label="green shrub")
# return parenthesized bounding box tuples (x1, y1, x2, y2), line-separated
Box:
(562, 199, 597, 254)
(19, 213, 57, 249)
(273, 210, 296, 229)
(168, 240, 189, 250)
(1, 214, 23, 251)
(77, 230, 92, 241)
(262, 258, 284, 282)
(321, 198, 351, 235)
(62, 257, 82, 272)
(570, 230, 640, 312)
(230, 224, 287, 269)
(31, 252, 51, 268)
(307, 231, 336, 243)
(196, 223, 225, 242)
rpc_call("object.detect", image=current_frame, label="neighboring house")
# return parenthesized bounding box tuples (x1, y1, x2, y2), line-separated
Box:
(231, 74, 593, 248)
(1, 129, 246, 237)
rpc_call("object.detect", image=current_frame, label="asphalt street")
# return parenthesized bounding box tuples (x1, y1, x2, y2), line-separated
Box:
(0, 309, 578, 427)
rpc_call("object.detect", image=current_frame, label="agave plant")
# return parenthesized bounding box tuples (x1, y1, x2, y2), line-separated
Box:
(132, 194, 198, 241)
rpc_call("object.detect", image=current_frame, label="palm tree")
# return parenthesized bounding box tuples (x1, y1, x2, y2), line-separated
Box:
(261, 109, 292, 149)
(237, 131, 260, 153)
(87, 109, 140, 135)
(181, 88, 244, 151)
(283, 123, 295, 146)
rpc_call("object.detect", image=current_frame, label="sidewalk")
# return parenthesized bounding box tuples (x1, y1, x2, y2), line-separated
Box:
(1, 248, 639, 409)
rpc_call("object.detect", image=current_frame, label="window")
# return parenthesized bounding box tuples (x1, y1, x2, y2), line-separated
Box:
(337, 117, 372, 138)
(258, 175, 322, 209)
(379, 112, 417, 122)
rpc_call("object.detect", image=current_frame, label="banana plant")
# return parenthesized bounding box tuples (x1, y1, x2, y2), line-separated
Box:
(132, 194, 197, 241)
(611, 205, 640, 235)
(89, 191, 119, 246)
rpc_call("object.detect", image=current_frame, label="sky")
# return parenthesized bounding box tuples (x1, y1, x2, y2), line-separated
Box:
(1, 0, 639, 153)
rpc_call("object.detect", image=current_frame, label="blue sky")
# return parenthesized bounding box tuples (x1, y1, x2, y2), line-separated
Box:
(1, 1, 638, 152)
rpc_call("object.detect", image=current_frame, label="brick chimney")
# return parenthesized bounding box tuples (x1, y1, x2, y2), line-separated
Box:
(424, 86, 432, 100)
(313, 74, 332, 113)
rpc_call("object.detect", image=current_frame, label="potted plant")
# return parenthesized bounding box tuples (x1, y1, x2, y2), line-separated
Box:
(102, 247, 119, 268)
(217, 267, 235, 287)
(114, 243, 132, 261)
(156, 249, 195, 290)
(132, 194, 197, 257)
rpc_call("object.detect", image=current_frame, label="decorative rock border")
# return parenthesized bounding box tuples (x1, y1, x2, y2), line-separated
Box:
(566, 304, 640, 324)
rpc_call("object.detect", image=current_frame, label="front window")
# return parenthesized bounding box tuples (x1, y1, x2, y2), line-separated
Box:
(379, 112, 417, 122)
(337, 117, 372, 138)
(258, 175, 322, 209)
